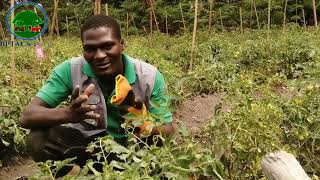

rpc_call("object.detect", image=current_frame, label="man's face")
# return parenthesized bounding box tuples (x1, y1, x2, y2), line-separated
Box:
(82, 27, 124, 79)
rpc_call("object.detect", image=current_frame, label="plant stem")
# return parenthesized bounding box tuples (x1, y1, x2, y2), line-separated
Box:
(219, 9, 224, 31)
(312, 0, 318, 27)
(126, 12, 129, 36)
(66, 15, 69, 37)
(143, 26, 152, 47)
(189, 0, 198, 72)
(150, 0, 159, 31)
(105, 3, 108, 16)
(249, 0, 253, 28)
(267, 0, 271, 43)
(99, 138, 108, 163)
(253, 0, 260, 29)
(179, 2, 187, 32)
(165, 7, 168, 35)
(208, 0, 214, 32)
(302, 8, 306, 28)
(283, 0, 287, 32)
(129, 131, 151, 149)
(240, 5, 243, 33)
(10, 0, 15, 87)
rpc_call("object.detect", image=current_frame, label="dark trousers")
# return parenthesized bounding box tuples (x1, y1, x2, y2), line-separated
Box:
(26, 126, 129, 176)
(26, 125, 130, 163)
(27, 126, 162, 176)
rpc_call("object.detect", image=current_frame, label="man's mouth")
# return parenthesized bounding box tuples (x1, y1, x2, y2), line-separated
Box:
(96, 62, 111, 69)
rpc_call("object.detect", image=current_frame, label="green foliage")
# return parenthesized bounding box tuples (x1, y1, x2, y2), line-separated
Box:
(202, 79, 320, 178)
(202, 89, 284, 179)
(31, 133, 224, 179)
(1, 27, 320, 178)
(0, 37, 82, 155)
(29, 157, 77, 179)
(280, 82, 320, 173)
(2, 0, 319, 37)
(0, 87, 32, 154)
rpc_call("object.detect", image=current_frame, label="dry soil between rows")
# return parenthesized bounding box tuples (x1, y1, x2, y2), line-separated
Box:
(0, 156, 37, 180)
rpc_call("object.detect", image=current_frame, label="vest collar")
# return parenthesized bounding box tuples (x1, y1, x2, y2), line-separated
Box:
(82, 54, 136, 84)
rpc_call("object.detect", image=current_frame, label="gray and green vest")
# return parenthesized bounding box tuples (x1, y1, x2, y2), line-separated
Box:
(63, 56, 157, 137)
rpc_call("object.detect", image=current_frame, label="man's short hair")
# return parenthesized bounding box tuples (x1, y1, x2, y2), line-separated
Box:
(81, 15, 121, 41)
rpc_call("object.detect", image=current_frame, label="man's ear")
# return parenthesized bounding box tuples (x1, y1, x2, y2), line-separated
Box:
(120, 39, 125, 52)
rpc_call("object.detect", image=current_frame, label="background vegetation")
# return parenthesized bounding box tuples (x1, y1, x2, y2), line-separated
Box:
(0, 0, 320, 179)
(0, 0, 320, 36)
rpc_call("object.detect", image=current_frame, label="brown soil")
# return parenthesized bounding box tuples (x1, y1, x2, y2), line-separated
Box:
(174, 93, 230, 134)
(270, 82, 295, 100)
(0, 156, 37, 180)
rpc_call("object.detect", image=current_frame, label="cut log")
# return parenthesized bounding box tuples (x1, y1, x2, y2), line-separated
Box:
(261, 151, 310, 180)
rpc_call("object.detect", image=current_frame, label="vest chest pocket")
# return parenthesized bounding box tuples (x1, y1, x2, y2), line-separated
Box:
(87, 94, 100, 104)
(83, 93, 101, 126)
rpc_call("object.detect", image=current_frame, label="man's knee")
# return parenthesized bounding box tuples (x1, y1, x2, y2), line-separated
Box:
(26, 129, 49, 162)
(26, 126, 90, 163)
(26, 127, 73, 162)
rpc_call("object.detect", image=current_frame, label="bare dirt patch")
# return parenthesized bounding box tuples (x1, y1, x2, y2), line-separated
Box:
(174, 94, 230, 134)
(0, 156, 37, 180)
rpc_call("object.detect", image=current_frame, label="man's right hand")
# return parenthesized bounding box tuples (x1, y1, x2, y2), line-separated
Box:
(65, 84, 101, 123)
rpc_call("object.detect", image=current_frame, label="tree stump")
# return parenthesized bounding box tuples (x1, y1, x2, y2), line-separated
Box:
(261, 151, 310, 180)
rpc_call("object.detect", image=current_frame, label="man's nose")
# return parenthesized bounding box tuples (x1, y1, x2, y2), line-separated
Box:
(94, 48, 107, 59)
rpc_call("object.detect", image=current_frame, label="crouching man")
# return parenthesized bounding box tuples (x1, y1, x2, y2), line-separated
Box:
(20, 15, 174, 170)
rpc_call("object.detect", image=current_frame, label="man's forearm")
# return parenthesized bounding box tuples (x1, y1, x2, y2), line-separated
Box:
(21, 105, 69, 129)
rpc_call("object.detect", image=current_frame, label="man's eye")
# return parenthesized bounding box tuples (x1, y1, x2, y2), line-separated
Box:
(105, 44, 112, 50)
(85, 47, 95, 52)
